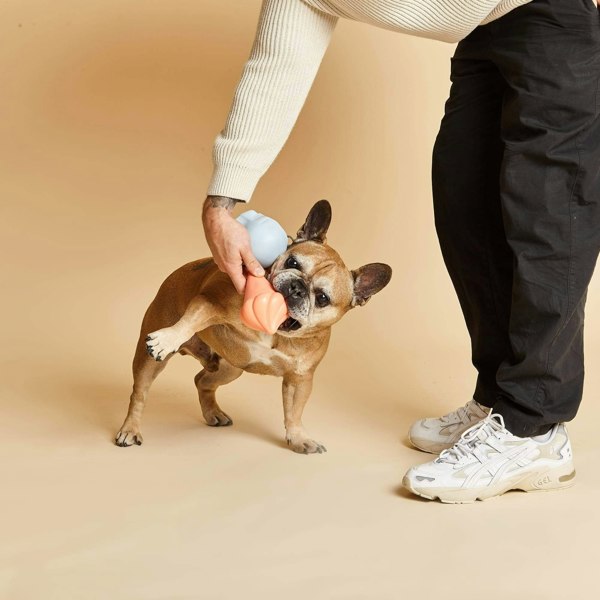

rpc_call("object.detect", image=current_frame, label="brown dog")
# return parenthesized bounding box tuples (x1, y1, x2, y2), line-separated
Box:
(115, 200, 392, 453)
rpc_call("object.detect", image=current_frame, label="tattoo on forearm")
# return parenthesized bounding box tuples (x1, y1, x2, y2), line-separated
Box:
(206, 195, 242, 210)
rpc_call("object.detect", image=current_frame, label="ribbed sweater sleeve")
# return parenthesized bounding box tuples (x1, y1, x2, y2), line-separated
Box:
(206, 0, 339, 203)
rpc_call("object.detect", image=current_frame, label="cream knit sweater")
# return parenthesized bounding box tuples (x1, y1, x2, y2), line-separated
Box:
(206, 0, 532, 203)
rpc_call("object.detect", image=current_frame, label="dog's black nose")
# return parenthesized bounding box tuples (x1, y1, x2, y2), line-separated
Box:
(288, 279, 308, 299)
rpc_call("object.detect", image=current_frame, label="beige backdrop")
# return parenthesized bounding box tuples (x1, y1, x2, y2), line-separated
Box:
(2, 1, 600, 598)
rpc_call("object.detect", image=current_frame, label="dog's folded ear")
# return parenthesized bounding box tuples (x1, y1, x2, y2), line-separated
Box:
(350, 263, 393, 307)
(294, 199, 332, 244)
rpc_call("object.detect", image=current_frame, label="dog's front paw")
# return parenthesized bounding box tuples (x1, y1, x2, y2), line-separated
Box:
(115, 427, 143, 447)
(204, 408, 233, 427)
(286, 435, 327, 455)
(145, 328, 184, 361)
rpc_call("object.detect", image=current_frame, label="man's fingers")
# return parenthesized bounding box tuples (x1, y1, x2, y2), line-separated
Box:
(226, 264, 247, 295)
(240, 247, 265, 277)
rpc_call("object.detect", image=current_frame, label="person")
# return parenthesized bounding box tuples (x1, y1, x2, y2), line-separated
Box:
(202, 0, 600, 502)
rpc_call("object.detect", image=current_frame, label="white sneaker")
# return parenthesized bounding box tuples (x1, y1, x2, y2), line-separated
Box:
(408, 398, 490, 454)
(402, 413, 576, 504)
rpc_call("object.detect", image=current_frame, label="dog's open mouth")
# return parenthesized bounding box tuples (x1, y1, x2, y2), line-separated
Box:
(278, 316, 302, 332)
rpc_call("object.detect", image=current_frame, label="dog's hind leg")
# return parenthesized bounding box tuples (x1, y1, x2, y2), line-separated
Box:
(115, 335, 171, 447)
(194, 359, 243, 427)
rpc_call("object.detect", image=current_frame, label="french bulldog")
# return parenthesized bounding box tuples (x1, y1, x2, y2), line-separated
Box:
(115, 199, 392, 454)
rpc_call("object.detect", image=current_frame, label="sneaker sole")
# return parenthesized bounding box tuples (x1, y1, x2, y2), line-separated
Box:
(402, 461, 576, 504)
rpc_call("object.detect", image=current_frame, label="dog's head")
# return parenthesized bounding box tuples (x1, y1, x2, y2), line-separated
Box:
(267, 199, 392, 337)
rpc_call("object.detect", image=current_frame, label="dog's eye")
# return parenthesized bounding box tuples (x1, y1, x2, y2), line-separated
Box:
(315, 292, 330, 308)
(285, 256, 300, 270)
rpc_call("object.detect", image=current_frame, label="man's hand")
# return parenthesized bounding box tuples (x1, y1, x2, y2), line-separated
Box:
(202, 195, 265, 295)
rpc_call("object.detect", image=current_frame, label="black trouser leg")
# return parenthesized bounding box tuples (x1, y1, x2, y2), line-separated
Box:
(489, 0, 600, 436)
(432, 0, 600, 437)
(431, 49, 513, 409)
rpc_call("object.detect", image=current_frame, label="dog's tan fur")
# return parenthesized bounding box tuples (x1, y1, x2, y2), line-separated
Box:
(115, 200, 392, 453)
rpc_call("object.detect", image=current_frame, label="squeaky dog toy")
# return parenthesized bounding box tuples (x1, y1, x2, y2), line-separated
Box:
(236, 210, 289, 334)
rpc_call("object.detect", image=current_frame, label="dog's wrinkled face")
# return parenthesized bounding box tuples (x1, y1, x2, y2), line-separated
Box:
(269, 241, 354, 335)
(266, 200, 392, 337)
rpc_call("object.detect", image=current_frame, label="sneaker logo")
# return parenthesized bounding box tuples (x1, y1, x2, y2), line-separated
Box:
(415, 475, 435, 482)
(439, 423, 462, 436)
(536, 475, 552, 487)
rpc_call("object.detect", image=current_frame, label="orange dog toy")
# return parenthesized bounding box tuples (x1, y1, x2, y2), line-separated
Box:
(241, 274, 289, 335)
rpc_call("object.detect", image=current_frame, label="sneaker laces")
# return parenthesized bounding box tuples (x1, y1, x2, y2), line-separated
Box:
(435, 412, 508, 465)
(439, 398, 486, 425)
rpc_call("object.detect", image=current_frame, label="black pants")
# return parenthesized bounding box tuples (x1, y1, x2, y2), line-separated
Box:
(432, 0, 600, 437)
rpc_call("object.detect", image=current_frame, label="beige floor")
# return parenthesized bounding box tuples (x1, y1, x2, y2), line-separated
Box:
(3, 1, 600, 599)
